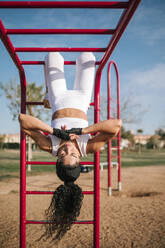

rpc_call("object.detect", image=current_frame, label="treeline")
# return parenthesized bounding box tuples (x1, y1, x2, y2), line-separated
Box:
(121, 127, 165, 150)
(0, 142, 20, 149)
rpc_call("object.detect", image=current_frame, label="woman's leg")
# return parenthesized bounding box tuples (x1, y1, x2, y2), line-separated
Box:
(43, 54, 51, 108)
(73, 52, 96, 105)
(44, 52, 67, 109)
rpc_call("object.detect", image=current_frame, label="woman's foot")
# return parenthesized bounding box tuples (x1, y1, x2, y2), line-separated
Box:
(43, 93, 51, 109)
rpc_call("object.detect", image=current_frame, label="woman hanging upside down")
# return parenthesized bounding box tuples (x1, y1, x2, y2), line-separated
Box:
(19, 52, 121, 241)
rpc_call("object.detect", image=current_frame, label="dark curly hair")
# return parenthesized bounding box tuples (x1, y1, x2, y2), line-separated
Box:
(43, 160, 83, 242)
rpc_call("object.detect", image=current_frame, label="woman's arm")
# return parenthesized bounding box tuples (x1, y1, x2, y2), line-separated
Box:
(19, 113, 53, 153)
(82, 119, 122, 135)
(85, 119, 122, 154)
(19, 113, 53, 134)
(21, 128, 52, 153)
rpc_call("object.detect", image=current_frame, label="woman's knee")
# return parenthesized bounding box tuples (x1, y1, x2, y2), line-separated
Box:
(44, 52, 64, 73)
(48, 52, 64, 64)
(76, 52, 96, 65)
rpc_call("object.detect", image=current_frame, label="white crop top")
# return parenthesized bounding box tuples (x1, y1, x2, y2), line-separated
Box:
(49, 90, 90, 114)
(49, 117, 91, 157)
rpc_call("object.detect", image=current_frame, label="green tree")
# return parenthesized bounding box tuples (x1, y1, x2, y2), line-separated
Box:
(155, 128, 165, 140)
(0, 79, 51, 166)
(137, 129, 143, 134)
(147, 135, 161, 151)
(88, 92, 148, 125)
(0, 134, 6, 149)
(0, 79, 50, 120)
(121, 126, 134, 147)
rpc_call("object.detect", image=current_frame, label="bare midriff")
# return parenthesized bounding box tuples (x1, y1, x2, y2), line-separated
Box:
(52, 108, 88, 121)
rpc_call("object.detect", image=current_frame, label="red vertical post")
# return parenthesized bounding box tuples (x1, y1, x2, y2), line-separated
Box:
(107, 141, 112, 195)
(0, 18, 26, 247)
(107, 62, 112, 196)
(107, 61, 121, 194)
(94, 71, 102, 248)
(20, 71, 27, 248)
(116, 63, 121, 191)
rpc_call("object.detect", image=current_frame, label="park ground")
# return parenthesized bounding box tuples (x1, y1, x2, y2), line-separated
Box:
(0, 149, 165, 248)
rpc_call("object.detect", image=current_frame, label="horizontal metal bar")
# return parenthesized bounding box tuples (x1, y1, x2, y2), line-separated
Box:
(7, 28, 115, 35)
(15, 47, 106, 52)
(26, 101, 44, 105)
(112, 136, 119, 140)
(26, 190, 94, 195)
(26, 101, 94, 106)
(26, 161, 56, 165)
(0, 1, 129, 9)
(26, 161, 94, 165)
(22, 61, 45, 65)
(21, 60, 100, 65)
(26, 220, 94, 224)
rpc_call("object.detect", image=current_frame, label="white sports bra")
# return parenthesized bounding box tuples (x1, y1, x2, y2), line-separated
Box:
(50, 117, 90, 157)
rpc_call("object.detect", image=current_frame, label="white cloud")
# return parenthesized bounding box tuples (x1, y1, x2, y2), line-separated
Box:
(124, 63, 165, 89)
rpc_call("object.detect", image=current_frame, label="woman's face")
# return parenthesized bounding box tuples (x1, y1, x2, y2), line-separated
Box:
(57, 141, 80, 166)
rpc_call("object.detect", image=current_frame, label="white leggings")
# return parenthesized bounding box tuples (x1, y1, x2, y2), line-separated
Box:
(44, 52, 96, 114)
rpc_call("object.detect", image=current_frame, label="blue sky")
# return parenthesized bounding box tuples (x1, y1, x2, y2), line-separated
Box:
(0, 0, 165, 135)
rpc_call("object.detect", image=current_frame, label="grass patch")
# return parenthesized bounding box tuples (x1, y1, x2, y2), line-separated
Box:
(0, 148, 165, 181)
(121, 149, 165, 167)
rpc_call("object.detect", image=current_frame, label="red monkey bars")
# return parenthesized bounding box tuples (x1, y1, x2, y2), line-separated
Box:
(0, 1, 141, 248)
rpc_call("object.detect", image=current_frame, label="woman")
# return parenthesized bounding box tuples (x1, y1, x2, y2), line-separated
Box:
(19, 52, 121, 241)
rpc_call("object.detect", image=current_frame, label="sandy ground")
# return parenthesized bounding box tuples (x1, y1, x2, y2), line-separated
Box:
(0, 165, 165, 248)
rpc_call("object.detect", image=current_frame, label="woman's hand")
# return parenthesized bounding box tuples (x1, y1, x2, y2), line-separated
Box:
(43, 99, 51, 109)
(61, 126, 79, 140)
(53, 128, 70, 140)
(69, 133, 79, 141)
(61, 125, 67, 130)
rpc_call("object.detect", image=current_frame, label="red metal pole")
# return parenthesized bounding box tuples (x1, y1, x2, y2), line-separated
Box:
(26, 161, 94, 165)
(20, 132, 26, 248)
(107, 143, 112, 196)
(20, 71, 27, 248)
(26, 220, 94, 224)
(0, 18, 27, 247)
(21, 61, 100, 65)
(26, 190, 94, 195)
(25, 101, 94, 106)
(116, 63, 121, 191)
(7, 28, 115, 35)
(94, 71, 102, 248)
(107, 62, 112, 196)
(0, 1, 129, 9)
(15, 47, 106, 52)
(107, 61, 121, 193)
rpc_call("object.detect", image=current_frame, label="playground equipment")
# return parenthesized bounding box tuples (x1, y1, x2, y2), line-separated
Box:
(0, 1, 141, 248)
(107, 60, 121, 196)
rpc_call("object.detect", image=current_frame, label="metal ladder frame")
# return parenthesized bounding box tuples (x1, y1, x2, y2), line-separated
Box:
(0, 1, 141, 247)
